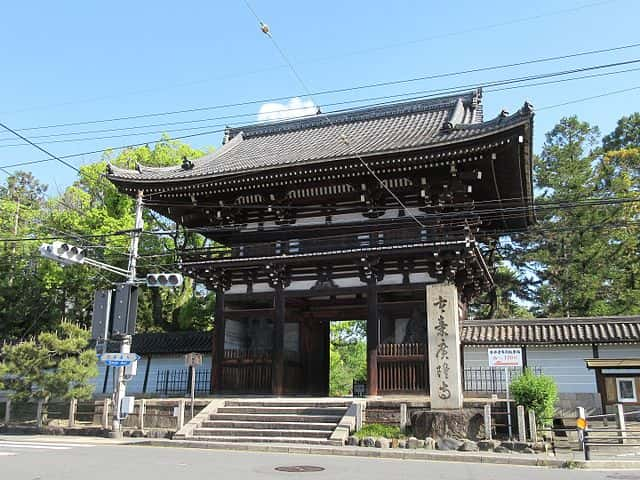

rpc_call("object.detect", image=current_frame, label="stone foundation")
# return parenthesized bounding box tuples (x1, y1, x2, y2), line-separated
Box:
(411, 409, 485, 441)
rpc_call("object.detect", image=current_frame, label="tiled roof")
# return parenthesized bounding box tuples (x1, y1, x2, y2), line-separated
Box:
(106, 90, 533, 183)
(125, 316, 640, 355)
(131, 331, 213, 355)
(461, 316, 640, 345)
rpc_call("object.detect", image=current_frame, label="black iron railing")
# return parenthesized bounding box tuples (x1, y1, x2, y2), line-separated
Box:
(155, 368, 211, 396)
(463, 366, 542, 393)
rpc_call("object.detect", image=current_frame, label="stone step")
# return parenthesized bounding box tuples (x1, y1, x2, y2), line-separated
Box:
(193, 427, 330, 438)
(217, 406, 347, 416)
(223, 400, 351, 408)
(209, 413, 342, 423)
(187, 435, 342, 446)
(201, 420, 337, 431)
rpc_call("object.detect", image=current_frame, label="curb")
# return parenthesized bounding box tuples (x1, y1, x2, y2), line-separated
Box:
(137, 439, 573, 468)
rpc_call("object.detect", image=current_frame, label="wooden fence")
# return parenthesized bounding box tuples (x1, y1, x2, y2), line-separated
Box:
(220, 350, 304, 393)
(377, 343, 427, 393)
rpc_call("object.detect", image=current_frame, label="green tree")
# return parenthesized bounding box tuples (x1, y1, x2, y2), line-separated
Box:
(0, 322, 98, 402)
(329, 321, 366, 396)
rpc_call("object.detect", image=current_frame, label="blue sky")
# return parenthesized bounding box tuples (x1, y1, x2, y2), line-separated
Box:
(1, 0, 639, 191)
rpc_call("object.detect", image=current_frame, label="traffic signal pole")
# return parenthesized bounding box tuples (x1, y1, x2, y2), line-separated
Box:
(111, 190, 144, 437)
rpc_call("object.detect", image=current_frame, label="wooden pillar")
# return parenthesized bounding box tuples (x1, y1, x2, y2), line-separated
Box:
(367, 279, 379, 396)
(212, 285, 225, 393)
(272, 284, 285, 395)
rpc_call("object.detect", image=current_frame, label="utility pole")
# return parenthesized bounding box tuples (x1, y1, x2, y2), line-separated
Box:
(111, 190, 143, 437)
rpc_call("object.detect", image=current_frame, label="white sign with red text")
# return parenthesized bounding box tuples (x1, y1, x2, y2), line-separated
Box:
(488, 348, 523, 368)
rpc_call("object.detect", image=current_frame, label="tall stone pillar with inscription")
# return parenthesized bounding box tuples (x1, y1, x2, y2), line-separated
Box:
(426, 283, 463, 409)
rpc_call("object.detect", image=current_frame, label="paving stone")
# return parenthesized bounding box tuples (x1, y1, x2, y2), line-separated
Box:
(361, 436, 375, 447)
(407, 437, 426, 449)
(436, 437, 464, 451)
(458, 440, 479, 452)
(478, 439, 501, 451)
(375, 438, 390, 448)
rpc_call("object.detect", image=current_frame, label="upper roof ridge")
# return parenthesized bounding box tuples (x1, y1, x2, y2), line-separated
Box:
(228, 90, 482, 140)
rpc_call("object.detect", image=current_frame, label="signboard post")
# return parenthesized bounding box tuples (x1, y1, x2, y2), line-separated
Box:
(185, 353, 203, 420)
(488, 348, 523, 440)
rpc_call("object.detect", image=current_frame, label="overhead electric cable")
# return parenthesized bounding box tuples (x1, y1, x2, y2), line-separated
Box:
(10, 40, 640, 133)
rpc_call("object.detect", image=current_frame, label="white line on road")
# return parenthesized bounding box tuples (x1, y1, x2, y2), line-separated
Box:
(0, 443, 71, 450)
(0, 441, 96, 448)
(0, 452, 17, 456)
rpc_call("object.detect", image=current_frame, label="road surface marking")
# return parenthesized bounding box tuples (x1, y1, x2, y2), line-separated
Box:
(0, 443, 71, 450)
(0, 441, 96, 449)
(0, 452, 17, 456)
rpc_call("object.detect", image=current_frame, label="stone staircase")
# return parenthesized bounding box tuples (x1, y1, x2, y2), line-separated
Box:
(180, 399, 354, 446)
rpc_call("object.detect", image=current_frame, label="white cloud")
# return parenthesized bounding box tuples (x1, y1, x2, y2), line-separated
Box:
(257, 97, 317, 122)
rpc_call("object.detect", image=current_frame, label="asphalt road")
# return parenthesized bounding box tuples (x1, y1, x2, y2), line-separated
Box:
(0, 438, 626, 480)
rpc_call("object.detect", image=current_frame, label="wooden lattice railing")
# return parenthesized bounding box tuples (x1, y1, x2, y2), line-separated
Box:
(377, 343, 427, 393)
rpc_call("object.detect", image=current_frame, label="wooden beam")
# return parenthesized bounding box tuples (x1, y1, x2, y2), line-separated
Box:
(367, 279, 379, 396)
(272, 284, 285, 395)
(212, 285, 225, 393)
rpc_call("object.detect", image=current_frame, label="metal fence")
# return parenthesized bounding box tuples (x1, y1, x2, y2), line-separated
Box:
(155, 368, 211, 396)
(463, 366, 542, 393)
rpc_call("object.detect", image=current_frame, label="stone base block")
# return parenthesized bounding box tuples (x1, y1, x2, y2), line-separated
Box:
(411, 409, 485, 441)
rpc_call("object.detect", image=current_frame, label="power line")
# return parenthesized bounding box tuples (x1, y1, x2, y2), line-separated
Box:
(0, 121, 83, 175)
(2, 61, 639, 173)
(9, 40, 640, 133)
(1, 61, 639, 147)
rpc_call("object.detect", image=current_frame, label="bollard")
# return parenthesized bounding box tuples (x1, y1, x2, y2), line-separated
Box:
(528, 409, 537, 442)
(576, 406, 586, 450)
(517, 405, 526, 442)
(68, 398, 77, 428)
(138, 399, 146, 431)
(484, 403, 492, 440)
(4, 399, 10, 426)
(177, 399, 185, 431)
(355, 402, 363, 431)
(399, 403, 407, 433)
(583, 428, 591, 461)
(102, 398, 110, 430)
(615, 403, 627, 445)
(36, 399, 44, 429)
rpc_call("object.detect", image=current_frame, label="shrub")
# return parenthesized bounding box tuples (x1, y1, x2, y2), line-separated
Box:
(355, 423, 401, 439)
(510, 368, 558, 426)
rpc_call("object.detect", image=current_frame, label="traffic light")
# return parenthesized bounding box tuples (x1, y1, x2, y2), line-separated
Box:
(39, 241, 85, 265)
(112, 284, 139, 336)
(146, 273, 184, 287)
(91, 290, 111, 340)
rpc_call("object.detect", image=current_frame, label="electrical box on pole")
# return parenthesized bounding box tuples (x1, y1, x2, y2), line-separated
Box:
(112, 284, 139, 336)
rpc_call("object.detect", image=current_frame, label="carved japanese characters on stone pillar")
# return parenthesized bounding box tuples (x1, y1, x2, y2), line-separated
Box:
(426, 283, 463, 409)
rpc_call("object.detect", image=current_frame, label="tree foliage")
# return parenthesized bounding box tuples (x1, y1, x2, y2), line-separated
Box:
(0, 322, 98, 401)
(0, 138, 216, 340)
(329, 321, 366, 396)
(510, 369, 558, 426)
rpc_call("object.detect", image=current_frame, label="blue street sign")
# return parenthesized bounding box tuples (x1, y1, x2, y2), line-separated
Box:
(100, 352, 140, 367)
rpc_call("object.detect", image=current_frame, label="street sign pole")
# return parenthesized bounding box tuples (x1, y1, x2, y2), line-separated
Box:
(184, 352, 202, 421)
(111, 190, 144, 438)
(488, 348, 522, 441)
(190, 364, 196, 419)
(505, 367, 512, 440)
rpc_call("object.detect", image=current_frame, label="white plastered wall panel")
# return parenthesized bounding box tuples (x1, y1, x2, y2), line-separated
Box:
(463, 346, 490, 368)
(599, 344, 640, 359)
(527, 346, 597, 393)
